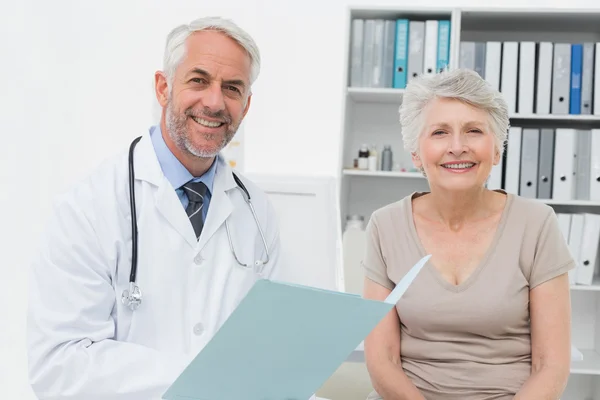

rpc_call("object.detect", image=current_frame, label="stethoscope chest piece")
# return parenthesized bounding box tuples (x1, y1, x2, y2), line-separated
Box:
(122, 282, 142, 311)
(122, 136, 270, 312)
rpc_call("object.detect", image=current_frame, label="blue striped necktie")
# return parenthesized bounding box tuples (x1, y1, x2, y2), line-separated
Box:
(182, 181, 207, 239)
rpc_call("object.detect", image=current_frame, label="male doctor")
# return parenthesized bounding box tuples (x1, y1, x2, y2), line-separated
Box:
(27, 17, 292, 400)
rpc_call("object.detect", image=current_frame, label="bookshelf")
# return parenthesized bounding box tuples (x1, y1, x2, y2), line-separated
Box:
(339, 6, 600, 400)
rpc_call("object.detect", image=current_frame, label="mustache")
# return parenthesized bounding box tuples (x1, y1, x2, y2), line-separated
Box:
(185, 108, 232, 124)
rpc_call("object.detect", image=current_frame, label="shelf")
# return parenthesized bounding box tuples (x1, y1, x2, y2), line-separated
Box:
(345, 90, 600, 126)
(343, 169, 424, 179)
(510, 114, 600, 129)
(347, 87, 405, 103)
(459, 8, 600, 36)
(349, 6, 454, 22)
(571, 349, 600, 375)
(542, 199, 600, 207)
(571, 276, 600, 292)
(510, 114, 600, 122)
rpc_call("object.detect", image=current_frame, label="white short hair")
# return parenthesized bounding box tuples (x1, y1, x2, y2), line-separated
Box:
(163, 16, 261, 89)
(399, 68, 509, 157)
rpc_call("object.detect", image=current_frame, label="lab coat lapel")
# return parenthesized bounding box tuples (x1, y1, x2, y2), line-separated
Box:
(133, 133, 197, 248)
(154, 179, 198, 247)
(197, 156, 236, 251)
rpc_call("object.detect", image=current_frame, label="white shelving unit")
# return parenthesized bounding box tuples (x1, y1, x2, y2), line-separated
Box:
(342, 169, 424, 179)
(338, 6, 600, 399)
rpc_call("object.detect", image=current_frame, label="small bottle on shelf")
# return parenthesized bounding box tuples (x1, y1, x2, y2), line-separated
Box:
(381, 145, 393, 171)
(358, 144, 369, 170)
(368, 144, 378, 171)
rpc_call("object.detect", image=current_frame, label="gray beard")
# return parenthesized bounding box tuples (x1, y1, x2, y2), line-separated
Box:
(165, 98, 240, 158)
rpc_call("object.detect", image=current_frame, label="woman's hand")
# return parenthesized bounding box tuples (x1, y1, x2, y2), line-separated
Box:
(513, 273, 572, 399)
(363, 277, 426, 400)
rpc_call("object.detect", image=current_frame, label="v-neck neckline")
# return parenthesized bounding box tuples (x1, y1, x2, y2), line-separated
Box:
(405, 190, 514, 293)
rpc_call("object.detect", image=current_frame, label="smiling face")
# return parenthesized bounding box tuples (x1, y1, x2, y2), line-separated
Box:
(155, 30, 252, 159)
(412, 97, 500, 192)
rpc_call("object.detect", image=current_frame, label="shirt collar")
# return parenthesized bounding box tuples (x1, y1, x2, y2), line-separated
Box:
(149, 125, 217, 194)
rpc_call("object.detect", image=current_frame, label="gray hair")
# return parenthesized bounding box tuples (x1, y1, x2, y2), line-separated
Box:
(163, 16, 261, 90)
(399, 68, 509, 157)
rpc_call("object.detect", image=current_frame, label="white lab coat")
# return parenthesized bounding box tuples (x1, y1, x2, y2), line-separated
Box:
(27, 132, 284, 399)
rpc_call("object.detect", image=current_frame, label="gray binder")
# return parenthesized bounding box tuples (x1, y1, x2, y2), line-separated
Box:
(537, 129, 555, 199)
(350, 19, 364, 87)
(474, 42, 486, 78)
(576, 130, 592, 200)
(581, 43, 595, 115)
(407, 21, 425, 83)
(381, 20, 396, 88)
(361, 20, 375, 88)
(552, 44, 571, 115)
(371, 20, 386, 88)
(520, 128, 540, 198)
(460, 41, 475, 71)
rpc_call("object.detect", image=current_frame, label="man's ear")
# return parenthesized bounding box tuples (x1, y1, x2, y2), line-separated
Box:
(241, 93, 252, 119)
(155, 71, 169, 108)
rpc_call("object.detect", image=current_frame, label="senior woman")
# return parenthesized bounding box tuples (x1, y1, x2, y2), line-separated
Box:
(362, 68, 574, 400)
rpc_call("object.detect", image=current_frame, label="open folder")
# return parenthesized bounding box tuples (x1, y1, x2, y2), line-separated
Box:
(162, 255, 431, 400)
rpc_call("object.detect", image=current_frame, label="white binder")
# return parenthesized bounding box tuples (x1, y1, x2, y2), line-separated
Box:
(595, 43, 600, 115)
(505, 126, 522, 194)
(423, 20, 438, 76)
(535, 42, 553, 115)
(518, 42, 536, 115)
(501, 42, 519, 114)
(407, 21, 425, 83)
(568, 214, 584, 285)
(556, 213, 574, 284)
(487, 156, 503, 190)
(591, 129, 600, 201)
(552, 129, 577, 201)
(557, 213, 572, 242)
(484, 41, 502, 91)
(575, 213, 600, 286)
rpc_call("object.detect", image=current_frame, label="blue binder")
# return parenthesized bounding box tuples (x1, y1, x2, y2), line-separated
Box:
(569, 44, 583, 115)
(162, 255, 431, 400)
(392, 19, 409, 89)
(437, 20, 451, 73)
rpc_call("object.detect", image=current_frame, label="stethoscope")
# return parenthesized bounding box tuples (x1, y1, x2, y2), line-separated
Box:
(121, 136, 270, 311)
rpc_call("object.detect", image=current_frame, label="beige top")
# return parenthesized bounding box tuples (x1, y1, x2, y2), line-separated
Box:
(363, 191, 575, 400)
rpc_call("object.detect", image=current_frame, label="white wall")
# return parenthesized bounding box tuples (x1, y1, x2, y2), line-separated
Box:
(2, 0, 600, 398)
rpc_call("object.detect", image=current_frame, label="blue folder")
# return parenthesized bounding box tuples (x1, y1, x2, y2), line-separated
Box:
(162, 255, 431, 400)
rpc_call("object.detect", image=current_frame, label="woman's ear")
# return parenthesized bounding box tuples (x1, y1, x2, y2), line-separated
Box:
(411, 152, 422, 169)
(493, 147, 501, 166)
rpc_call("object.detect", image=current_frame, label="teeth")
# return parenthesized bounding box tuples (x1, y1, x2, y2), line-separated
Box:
(192, 116, 223, 128)
(443, 163, 475, 169)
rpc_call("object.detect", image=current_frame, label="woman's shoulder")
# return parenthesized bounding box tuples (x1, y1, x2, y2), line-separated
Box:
(370, 192, 423, 225)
